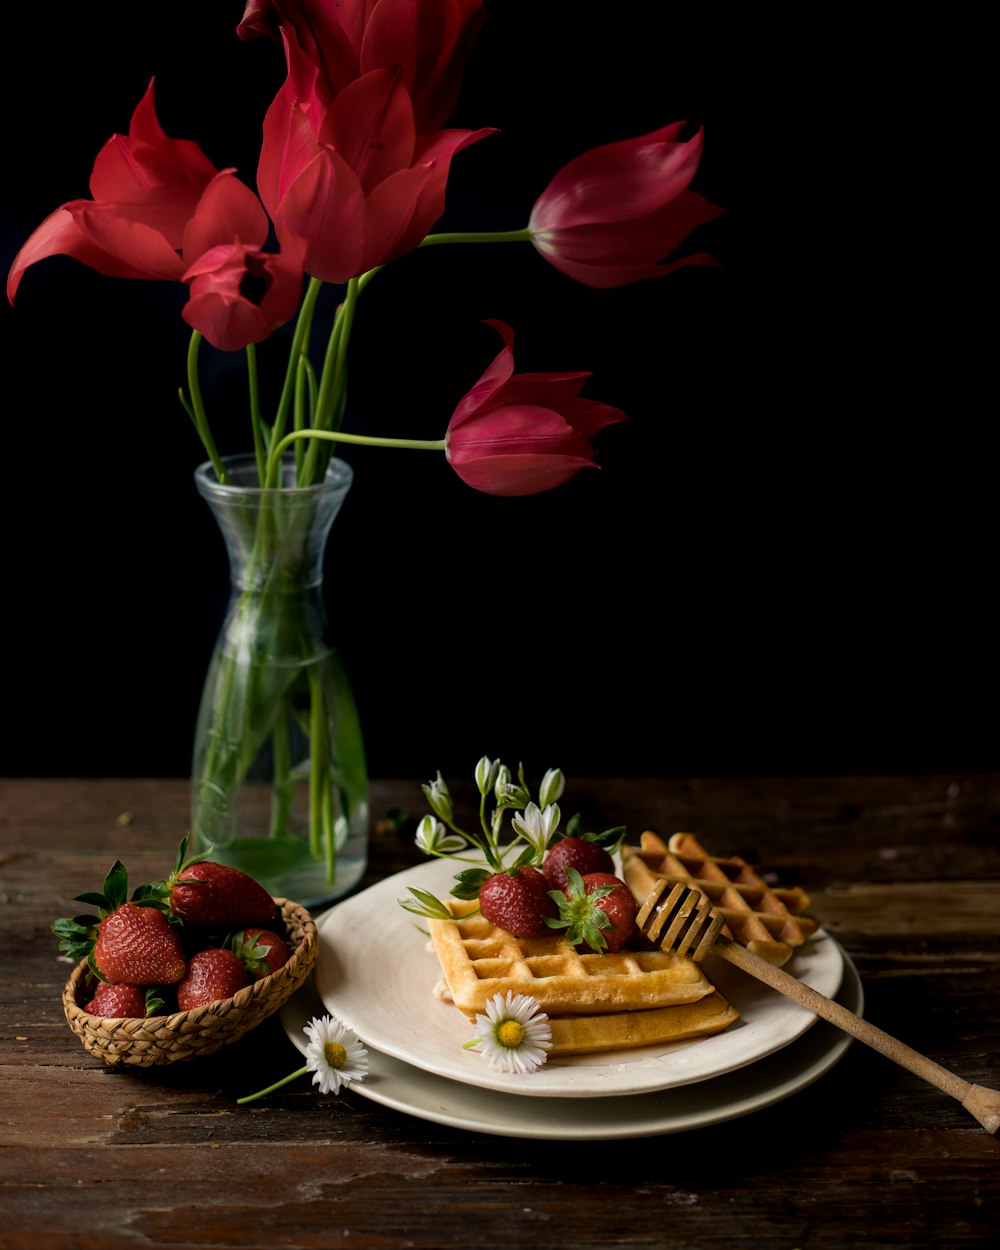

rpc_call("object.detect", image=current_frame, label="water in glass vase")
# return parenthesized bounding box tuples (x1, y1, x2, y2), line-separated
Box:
(191, 453, 368, 908)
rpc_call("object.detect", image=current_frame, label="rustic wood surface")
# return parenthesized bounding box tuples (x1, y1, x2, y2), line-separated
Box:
(1, 774, 998, 1249)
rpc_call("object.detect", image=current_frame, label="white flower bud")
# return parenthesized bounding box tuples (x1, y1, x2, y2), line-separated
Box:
(421, 771, 453, 821)
(475, 756, 501, 795)
(539, 768, 565, 808)
(415, 814, 445, 855)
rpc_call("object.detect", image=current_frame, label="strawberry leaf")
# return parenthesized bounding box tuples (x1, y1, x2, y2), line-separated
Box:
(450, 868, 491, 900)
(144, 987, 166, 1016)
(544, 866, 615, 952)
(101, 860, 129, 913)
(398, 887, 461, 920)
(71, 891, 109, 909)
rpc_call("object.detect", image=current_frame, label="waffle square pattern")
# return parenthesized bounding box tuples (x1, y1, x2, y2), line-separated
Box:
(621, 831, 819, 967)
(427, 900, 716, 1016)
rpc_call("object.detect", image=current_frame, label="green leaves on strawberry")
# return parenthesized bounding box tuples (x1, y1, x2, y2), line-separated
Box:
(52, 858, 185, 985)
(545, 867, 637, 953)
(227, 927, 290, 980)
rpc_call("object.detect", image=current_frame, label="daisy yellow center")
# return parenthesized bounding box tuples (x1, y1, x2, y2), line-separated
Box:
(497, 1019, 525, 1049)
(324, 1040, 348, 1069)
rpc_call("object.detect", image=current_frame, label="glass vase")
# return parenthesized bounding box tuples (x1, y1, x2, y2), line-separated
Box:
(190, 453, 368, 908)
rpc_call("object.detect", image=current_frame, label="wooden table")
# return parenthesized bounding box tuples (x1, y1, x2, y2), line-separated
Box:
(2, 775, 998, 1249)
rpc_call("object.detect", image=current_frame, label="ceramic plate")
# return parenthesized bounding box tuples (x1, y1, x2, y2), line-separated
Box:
(309, 858, 844, 1098)
(281, 953, 863, 1139)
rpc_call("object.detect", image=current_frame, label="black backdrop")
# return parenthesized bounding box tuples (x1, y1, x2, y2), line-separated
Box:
(1, 4, 992, 784)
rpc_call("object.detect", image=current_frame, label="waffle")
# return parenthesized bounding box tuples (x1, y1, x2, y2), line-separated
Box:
(426, 900, 716, 1016)
(435, 984, 740, 1056)
(621, 831, 819, 967)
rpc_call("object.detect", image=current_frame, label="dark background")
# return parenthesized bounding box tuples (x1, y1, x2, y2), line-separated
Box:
(1, 4, 992, 784)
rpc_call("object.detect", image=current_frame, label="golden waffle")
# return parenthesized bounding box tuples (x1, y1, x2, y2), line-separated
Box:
(438, 989, 740, 1056)
(621, 831, 819, 967)
(426, 900, 716, 1016)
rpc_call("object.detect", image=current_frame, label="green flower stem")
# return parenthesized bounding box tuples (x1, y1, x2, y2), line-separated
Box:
(419, 228, 533, 248)
(269, 710, 293, 839)
(246, 343, 268, 484)
(303, 275, 361, 483)
(265, 429, 446, 489)
(308, 663, 325, 861)
(185, 331, 229, 483)
(237, 1066, 310, 1105)
(271, 276, 323, 462)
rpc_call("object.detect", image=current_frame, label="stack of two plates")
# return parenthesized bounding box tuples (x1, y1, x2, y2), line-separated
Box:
(280, 858, 862, 1139)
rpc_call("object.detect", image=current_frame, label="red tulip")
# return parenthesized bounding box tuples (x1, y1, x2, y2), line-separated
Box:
(6, 81, 218, 303)
(259, 56, 492, 283)
(528, 122, 723, 289)
(180, 171, 305, 351)
(237, 0, 486, 131)
(445, 320, 627, 497)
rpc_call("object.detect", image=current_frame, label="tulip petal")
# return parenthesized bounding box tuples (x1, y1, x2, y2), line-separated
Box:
(89, 80, 217, 210)
(450, 451, 600, 497)
(530, 124, 700, 232)
(75, 204, 187, 280)
(322, 67, 416, 191)
(182, 171, 270, 264)
(275, 149, 366, 283)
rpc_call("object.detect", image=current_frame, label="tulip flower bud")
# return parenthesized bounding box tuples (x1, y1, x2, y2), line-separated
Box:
(539, 768, 565, 808)
(421, 771, 453, 822)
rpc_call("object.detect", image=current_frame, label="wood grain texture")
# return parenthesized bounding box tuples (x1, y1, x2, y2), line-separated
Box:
(1, 774, 998, 1250)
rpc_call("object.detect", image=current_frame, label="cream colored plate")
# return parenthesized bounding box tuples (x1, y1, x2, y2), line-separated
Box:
(309, 857, 844, 1098)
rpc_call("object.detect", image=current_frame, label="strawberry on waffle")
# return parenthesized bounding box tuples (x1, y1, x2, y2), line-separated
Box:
(621, 832, 819, 967)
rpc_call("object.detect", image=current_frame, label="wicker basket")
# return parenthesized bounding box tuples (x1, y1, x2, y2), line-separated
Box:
(62, 898, 318, 1067)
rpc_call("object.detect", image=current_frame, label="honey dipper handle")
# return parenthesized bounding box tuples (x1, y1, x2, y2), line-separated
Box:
(715, 935, 1000, 1134)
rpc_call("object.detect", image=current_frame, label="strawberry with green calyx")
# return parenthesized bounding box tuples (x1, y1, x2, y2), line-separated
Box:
(227, 927, 290, 980)
(52, 859, 186, 986)
(177, 948, 249, 1010)
(545, 868, 637, 954)
(153, 836, 280, 930)
(83, 982, 165, 1019)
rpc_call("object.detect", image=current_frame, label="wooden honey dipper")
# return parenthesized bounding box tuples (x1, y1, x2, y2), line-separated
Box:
(636, 879, 1000, 1135)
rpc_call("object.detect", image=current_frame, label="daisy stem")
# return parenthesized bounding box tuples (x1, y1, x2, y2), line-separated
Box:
(236, 1065, 309, 1105)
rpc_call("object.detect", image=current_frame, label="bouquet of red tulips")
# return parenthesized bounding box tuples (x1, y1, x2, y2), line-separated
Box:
(6, 1, 722, 903)
(7, 0, 721, 496)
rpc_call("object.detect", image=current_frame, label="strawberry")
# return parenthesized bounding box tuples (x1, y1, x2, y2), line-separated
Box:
(92, 903, 188, 984)
(162, 839, 279, 929)
(542, 835, 615, 890)
(52, 858, 186, 986)
(228, 927, 290, 980)
(546, 868, 637, 953)
(479, 865, 558, 938)
(176, 948, 249, 1011)
(83, 982, 163, 1019)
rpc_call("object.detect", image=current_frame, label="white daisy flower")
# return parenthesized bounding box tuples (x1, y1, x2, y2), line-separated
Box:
(303, 1015, 369, 1095)
(465, 991, 552, 1074)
